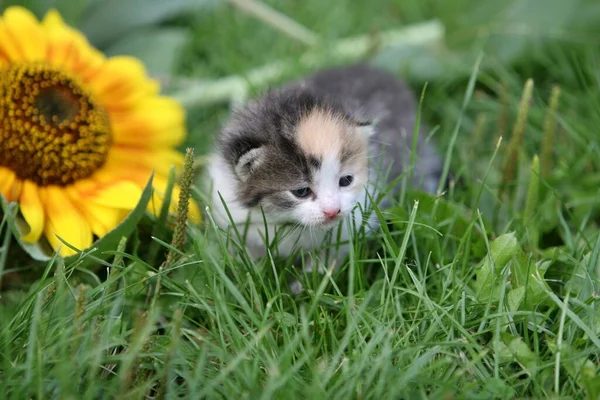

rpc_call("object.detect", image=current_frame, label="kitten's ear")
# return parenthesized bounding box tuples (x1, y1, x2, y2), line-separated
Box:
(354, 119, 375, 138)
(234, 147, 265, 181)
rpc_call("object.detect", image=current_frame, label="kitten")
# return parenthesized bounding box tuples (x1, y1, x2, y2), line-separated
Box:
(205, 64, 442, 289)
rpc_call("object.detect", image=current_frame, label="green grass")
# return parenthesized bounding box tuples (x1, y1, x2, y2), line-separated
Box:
(2, 0, 600, 398)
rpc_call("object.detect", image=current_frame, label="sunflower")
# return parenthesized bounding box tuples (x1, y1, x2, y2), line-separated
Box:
(0, 6, 200, 257)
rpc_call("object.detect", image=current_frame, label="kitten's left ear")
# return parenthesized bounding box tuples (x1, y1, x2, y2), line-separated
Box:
(354, 119, 374, 138)
(234, 146, 265, 181)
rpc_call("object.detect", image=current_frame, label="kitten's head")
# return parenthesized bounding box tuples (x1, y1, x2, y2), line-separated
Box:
(219, 87, 372, 227)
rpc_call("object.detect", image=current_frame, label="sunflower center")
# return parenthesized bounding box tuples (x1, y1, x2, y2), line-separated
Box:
(0, 62, 111, 186)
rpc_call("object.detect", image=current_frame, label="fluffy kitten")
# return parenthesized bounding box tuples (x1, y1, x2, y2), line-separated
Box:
(205, 64, 442, 285)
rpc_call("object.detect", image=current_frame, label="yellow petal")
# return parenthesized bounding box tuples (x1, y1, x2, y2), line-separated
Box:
(110, 97, 185, 148)
(41, 186, 92, 256)
(42, 8, 66, 28)
(92, 155, 155, 187)
(67, 187, 121, 237)
(85, 180, 144, 210)
(87, 159, 195, 221)
(0, 21, 21, 61)
(0, 167, 17, 201)
(19, 180, 44, 243)
(90, 56, 159, 109)
(42, 9, 104, 80)
(0, 6, 47, 60)
(3, 176, 23, 203)
(109, 147, 184, 177)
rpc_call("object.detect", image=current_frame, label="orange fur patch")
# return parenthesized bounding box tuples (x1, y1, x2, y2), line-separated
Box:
(296, 109, 346, 158)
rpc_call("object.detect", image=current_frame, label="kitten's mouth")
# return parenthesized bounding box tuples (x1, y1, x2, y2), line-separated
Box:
(316, 217, 343, 229)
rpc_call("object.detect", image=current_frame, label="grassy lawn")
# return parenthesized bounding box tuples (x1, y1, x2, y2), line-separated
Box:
(2, 0, 600, 398)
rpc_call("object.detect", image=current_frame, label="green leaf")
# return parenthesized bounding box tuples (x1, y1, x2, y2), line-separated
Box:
(472, 232, 519, 302)
(584, 376, 600, 400)
(481, 377, 516, 399)
(547, 337, 598, 397)
(488, 232, 520, 271)
(564, 239, 600, 301)
(472, 232, 552, 309)
(0, 174, 154, 266)
(515, 261, 553, 311)
(80, 0, 204, 48)
(506, 245, 552, 310)
(506, 286, 525, 312)
(104, 28, 191, 76)
(498, 332, 538, 377)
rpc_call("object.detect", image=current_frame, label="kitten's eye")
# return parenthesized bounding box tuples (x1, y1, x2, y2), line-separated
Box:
(291, 187, 312, 198)
(339, 175, 353, 187)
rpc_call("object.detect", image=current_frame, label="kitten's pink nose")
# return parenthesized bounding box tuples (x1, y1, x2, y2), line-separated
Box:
(323, 208, 341, 221)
